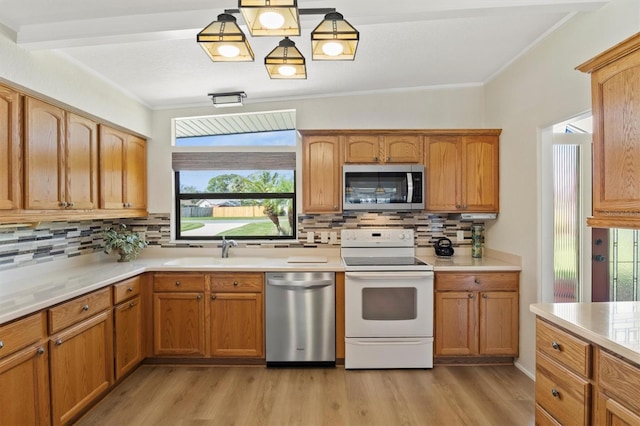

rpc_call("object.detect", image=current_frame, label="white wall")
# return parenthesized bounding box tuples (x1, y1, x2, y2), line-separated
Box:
(484, 0, 640, 376)
(148, 85, 486, 212)
(0, 30, 152, 136)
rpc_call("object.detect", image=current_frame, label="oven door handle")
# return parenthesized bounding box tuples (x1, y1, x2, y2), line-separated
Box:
(349, 340, 427, 346)
(345, 272, 433, 280)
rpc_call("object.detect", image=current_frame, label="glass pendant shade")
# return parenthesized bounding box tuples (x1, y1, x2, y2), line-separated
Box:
(239, 0, 300, 36)
(264, 37, 306, 79)
(197, 14, 254, 61)
(311, 12, 359, 60)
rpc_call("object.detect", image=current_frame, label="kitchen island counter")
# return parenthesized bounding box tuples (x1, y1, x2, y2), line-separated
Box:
(530, 302, 640, 365)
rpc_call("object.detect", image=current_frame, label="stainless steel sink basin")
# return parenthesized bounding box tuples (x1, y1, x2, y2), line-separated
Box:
(162, 257, 271, 267)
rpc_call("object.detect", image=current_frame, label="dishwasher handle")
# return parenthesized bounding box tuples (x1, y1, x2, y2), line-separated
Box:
(266, 278, 334, 290)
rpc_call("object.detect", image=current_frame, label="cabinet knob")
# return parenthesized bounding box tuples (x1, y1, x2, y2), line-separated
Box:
(551, 341, 561, 351)
(127, 287, 133, 292)
(468, 293, 474, 299)
(129, 302, 136, 308)
(55, 339, 63, 346)
(175, 281, 181, 286)
(386, 156, 390, 162)
(456, 205, 462, 209)
(551, 388, 560, 398)
(233, 281, 239, 286)
(37, 347, 45, 355)
(59, 201, 68, 208)
(474, 278, 480, 284)
(196, 294, 202, 300)
(482, 294, 488, 299)
(333, 205, 338, 210)
(373, 156, 379, 162)
(82, 304, 89, 311)
(211, 294, 217, 300)
(0, 340, 4, 349)
(68, 201, 75, 208)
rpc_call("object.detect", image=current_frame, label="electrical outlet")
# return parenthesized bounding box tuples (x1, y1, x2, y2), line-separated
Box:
(456, 230, 465, 241)
(306, 231, 314, 243)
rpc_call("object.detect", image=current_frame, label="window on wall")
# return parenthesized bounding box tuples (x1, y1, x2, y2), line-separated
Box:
(172, 111, 297, 241)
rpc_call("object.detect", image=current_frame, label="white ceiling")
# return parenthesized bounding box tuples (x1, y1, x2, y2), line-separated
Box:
(0, 0, 609, 110)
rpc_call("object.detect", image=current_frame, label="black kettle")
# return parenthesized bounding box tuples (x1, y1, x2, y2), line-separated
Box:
(434, 237, 455, 257)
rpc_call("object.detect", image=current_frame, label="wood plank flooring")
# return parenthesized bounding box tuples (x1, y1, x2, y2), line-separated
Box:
(75, 365, 534, 426)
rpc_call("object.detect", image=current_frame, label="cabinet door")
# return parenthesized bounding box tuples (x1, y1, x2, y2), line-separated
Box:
(479, 291, 518, 355)
(99, 125, 126, 209)
(302, 135, 342, 213)
(435, 291, 477, 356)
(153, 292, 205, 356)
(0, 344, 50, 426)
(114, 296, 143, 380)
(24, 97, 66, 210)
(124, 135, 147, 210)
(596, 393, 640, 426)
(49, 310, 114, 426)
(344, 135, 380, 163)
(0, 85, 21, 210)
(590, 48, 640, 223)
(210, 292, 264, 358)
(66, 113, 98, 210)
(461, 135, 499, 212)
(425, 136, 460, 211)
(383, 135, 422, 163)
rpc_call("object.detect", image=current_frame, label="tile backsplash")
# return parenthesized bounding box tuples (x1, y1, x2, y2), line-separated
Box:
(0, 212, 485, 271)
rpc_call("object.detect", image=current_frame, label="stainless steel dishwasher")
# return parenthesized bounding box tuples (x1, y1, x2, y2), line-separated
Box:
(265, 272, 335, 366)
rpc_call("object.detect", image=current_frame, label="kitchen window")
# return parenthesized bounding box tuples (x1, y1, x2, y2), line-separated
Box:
(172, 111, 297, 241)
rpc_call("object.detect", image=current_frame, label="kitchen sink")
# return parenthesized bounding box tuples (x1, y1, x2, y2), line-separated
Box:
(162, 257, 271, 267)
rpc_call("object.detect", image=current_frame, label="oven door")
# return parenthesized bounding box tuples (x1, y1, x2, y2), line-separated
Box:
(344, 271, 433, 338)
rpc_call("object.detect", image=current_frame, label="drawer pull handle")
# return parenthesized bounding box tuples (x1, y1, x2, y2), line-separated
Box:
(127, 287, 133, 292)
(551, 341, 561, 351)
(197, 294, 202, 300)
(175, 281, 181, 286)
(0, 340, 4, 349)
(55, 339, 63, 346)
(211, 294, 217, 300)
(551, 388, 560, 398)
(129, 302, 136, 308)
(233, 281, 239, 287)
(474, 279, 480, 284)
(82, 305, 90, 311)
(37, 347, 45, 355)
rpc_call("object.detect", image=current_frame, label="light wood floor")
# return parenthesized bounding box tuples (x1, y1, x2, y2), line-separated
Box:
(76, 364, 534, 426)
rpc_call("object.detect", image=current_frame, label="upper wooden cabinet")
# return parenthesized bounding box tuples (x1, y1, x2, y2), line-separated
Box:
(99, 125, 147, 211)
(0, 85, 21, 211)
(577, 32, 640, 228)
(25, 99, 98, 211)
(344, 134, 422, 163)
(425, 132, 500, 212)
(301, 133, 342, 213)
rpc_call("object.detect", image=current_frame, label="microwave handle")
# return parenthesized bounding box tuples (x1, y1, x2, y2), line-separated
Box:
(407, 173, 413, 203)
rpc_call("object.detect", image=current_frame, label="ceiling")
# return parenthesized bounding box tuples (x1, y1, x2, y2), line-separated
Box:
(0, 1, 609, 110)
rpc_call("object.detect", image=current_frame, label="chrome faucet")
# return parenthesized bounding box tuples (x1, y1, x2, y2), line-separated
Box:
(221, 237, 237, 258)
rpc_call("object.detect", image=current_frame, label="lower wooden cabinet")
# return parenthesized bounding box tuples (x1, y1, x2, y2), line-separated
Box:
(0, 312, 50, 426)
(49, 310, 114, 426)
(114, 296, 143, 379)
(209, 273, 264, 358)
(434, 271, 519, 359)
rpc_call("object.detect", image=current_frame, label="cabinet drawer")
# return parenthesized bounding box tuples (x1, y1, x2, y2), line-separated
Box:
(536, 318, 591, 377)
(153, 273, 205, 292)
(48, 287, 112, 334)
(598, 349, 640, 414)
(113, 275, 142, 304)
(210, 273, 263, 292)
(535, 404, 561, 426)
(435, 271, 519, 291)
(0, 312, 45, 358)
(536, 352, 590, 426)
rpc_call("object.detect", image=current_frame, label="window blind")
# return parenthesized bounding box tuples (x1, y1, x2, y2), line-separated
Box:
(172, 152, 296, 171)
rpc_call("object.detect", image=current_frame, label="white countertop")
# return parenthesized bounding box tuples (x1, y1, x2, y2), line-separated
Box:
(0, 247, 520, 325)
(530, 302, 640, 365)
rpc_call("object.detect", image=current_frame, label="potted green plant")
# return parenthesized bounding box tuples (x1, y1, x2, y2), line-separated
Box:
(101, 224, 148, 262)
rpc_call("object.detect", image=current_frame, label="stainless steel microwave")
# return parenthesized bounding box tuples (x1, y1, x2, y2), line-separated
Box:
(343, 164, 425, 211)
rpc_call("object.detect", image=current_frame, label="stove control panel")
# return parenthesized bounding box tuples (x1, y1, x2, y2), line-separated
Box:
(341, 228, 415, 247)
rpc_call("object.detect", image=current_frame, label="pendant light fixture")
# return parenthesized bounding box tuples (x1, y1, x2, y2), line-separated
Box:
(197, 4, 358, 78)
(239, 0, 300, 37)
(197, 14, 254, 61)
(264, 37, 306, 79)
(311, 12, 359, 60)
